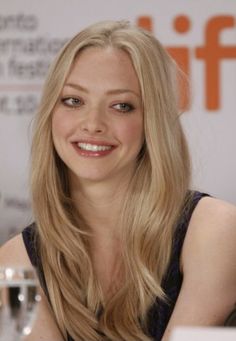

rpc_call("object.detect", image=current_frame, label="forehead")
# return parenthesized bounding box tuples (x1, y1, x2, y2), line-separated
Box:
(65, 47, 140, 92)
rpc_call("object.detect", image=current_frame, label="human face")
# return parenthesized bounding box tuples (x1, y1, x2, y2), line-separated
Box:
(52, 47, 144, 186)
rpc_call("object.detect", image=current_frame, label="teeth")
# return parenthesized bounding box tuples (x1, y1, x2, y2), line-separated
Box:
(78, 143, 112, 151)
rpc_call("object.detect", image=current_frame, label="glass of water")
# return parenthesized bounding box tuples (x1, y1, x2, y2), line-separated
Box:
(0, 267, 41, 341)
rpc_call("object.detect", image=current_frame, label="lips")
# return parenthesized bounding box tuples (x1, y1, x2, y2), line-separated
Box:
(72, 140, 117, 157)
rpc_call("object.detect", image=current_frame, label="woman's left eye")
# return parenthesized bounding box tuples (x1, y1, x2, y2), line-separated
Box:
(61, 97, 82, 107)
(112, 103, 134, 113)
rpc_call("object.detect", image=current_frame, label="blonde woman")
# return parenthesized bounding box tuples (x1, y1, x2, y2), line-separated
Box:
(1, 21, 236, 341)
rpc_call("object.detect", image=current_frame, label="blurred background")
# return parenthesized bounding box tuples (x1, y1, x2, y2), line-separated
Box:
(0, 0, 235, 245)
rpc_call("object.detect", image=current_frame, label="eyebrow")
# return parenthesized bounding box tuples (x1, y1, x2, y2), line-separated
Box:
(64, 82, 140, 98)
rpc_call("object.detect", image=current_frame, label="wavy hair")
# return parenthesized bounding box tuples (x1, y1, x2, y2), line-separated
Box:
(30, 20, 191, 341)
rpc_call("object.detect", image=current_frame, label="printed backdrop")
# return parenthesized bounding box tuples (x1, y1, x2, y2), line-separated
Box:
(0, 0, 235, 244)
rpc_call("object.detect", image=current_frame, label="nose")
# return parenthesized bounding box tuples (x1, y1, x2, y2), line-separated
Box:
(80, 108, 107, 134)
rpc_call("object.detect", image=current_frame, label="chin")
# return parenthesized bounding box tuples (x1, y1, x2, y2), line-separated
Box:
(70, 170, 113, 185)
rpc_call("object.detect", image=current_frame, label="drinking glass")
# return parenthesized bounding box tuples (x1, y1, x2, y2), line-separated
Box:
(0, 267, 41, 340)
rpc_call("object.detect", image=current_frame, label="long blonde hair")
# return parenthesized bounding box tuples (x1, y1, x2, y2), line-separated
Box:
(31, 20, 191, 341)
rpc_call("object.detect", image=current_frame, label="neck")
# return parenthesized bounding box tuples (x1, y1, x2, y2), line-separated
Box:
(70, 174, 131, 238)
(69, 174, 132, 297)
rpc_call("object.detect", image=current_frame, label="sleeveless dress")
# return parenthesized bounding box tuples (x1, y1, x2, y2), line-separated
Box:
(22, 191, 209, 341)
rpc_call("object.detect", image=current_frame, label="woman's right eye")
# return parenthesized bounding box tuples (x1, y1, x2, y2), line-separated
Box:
(61, 97, 82, 107)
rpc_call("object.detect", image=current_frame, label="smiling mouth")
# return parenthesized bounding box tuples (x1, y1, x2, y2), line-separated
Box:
(72, 141, 116, 157)
(78, 142, 113, 151)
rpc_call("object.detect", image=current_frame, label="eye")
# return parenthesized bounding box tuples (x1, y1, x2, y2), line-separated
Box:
(112, 103, 134, 113)
(61, 97, 82, 108)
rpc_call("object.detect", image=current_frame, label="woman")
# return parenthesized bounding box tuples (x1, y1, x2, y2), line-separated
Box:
(0, 20, 236, 341)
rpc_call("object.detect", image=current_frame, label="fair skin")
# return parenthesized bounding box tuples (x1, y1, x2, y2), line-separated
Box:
(1, 47, 236, 341)
(52, 47, 144, 186)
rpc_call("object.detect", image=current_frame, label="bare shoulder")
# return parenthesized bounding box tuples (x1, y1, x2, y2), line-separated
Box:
(190, 196, 236, 226)
(182, 196, 236, 264)
(183, 196, 236, 252)
(0, 233, 32, 268)
(181, 196, 236, 296)
(161, 197, 236, 339)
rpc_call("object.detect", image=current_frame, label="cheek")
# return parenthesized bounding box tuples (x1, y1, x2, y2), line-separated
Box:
(119, 119, 144, 148)
(51, 111, 74, 162)
(52, 110, 72, 140)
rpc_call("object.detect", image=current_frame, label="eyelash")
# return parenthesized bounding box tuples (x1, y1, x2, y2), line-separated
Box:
(112, 103, 134, 113)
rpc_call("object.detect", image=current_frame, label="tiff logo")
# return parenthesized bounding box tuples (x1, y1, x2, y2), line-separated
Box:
(137, 15, 236, 111)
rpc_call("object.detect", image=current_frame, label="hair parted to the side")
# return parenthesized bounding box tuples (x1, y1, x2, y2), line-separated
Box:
(30, 20, 191, 341)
